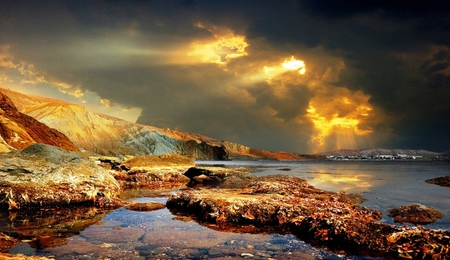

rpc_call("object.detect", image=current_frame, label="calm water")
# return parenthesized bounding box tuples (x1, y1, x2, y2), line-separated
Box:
(4, 161, 450, 259)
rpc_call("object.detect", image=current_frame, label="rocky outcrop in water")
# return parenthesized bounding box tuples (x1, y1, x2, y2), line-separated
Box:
(167, 175, 450, 259)
(426, 175, 450, 188)
(388, 203, 443, 225)
(0, 91, 79, 153)
(0, 143, 122, 210)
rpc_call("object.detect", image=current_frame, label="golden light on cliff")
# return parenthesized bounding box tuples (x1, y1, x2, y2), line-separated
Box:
(307, 90, 373, 152)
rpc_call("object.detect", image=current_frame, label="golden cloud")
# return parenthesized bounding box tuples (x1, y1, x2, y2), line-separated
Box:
(187, 25, 249, 65)
(306, 87, 374, 152)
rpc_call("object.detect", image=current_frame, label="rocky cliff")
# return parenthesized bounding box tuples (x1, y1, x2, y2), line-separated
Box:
(0, 88, 310, 160)
(0, 90, 79, 152)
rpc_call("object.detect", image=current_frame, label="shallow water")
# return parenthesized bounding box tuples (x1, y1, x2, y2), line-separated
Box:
(198, 160, 450, 229)
(4, 160, 450, 259)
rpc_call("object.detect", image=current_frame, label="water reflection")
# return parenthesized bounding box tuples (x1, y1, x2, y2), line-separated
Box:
(0, 207, 109, 239)
(1, 207, 110, 255)
(247, 161, 450, 229)
(308, 172, 373, 191)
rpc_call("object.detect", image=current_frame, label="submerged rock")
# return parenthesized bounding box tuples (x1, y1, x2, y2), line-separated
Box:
(388, 203, 443, 225)
(80, 226, 145, 244)
(0, 143, 122, 210)
(167, 174, 450, 259)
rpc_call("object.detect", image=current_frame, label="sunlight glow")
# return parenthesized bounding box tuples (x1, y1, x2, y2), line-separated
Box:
(251, 56, 307, 83)
(307, 91, 374, 152)
(282, 56, 306, 74)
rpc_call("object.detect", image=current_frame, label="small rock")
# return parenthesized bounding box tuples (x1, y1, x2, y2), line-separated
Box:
(388, 203, 443, 224)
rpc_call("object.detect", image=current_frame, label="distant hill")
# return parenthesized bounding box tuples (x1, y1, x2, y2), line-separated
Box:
(318, 148, 441, 160)
(0, 87, 308, 160)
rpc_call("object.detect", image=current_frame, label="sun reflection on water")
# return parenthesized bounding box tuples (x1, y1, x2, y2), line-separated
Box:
(308, 172, 373, 192)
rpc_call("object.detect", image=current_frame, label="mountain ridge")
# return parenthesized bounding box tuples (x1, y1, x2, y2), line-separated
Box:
(0, 87, 310, 160)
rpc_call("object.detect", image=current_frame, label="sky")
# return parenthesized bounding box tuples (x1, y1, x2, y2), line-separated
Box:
(1, 0, 449, 154)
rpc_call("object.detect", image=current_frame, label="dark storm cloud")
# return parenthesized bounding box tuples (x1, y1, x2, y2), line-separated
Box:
(297, 0, 450, 18)
(1, 0, 449, 152)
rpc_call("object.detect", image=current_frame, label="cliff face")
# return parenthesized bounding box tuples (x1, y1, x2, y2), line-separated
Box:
(0, 91, 80, 152)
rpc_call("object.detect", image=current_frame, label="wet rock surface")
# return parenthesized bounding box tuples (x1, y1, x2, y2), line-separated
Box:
(0, 143, 122, 210)
(167, 174, 450, 259)
(388, 203, 444, 225)
(425, 175, 450, 188)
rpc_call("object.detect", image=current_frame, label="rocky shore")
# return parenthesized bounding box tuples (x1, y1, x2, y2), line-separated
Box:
(0, 143, 122, 210)
(167, 174, 450, 259)
(0, 144, 449, 259)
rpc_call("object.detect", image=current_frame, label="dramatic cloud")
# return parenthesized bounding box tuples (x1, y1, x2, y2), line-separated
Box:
(0, 0, 449, 153)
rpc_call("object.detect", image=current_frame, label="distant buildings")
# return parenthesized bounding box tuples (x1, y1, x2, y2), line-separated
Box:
(326, 154, 424, 160)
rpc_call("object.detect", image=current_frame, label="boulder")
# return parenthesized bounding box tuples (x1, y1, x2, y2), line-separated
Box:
(20, 142, 83, 164)
(0, 143, 122, 210)
(184, 167, 257, 188)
